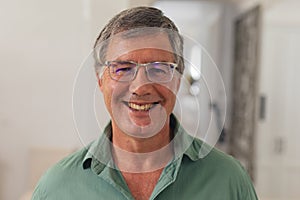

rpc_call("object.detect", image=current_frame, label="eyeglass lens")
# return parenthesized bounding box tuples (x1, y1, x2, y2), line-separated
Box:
(108, 61, 175, 82)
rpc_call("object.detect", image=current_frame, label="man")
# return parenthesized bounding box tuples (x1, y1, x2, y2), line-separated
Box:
(32, 7, 258, 200)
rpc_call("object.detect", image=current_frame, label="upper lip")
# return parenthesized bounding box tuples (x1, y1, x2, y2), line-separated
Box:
(126, 101, 160, 111)
(123, 101, 160, 109)
(126, 101, 160, 105)
(123, 95, 163, 105)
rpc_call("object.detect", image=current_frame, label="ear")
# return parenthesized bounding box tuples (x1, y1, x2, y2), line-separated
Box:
(174, 73, 182, 93)
(97, 72, 104, 92)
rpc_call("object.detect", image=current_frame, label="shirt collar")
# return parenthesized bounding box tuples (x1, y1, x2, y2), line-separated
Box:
(82, 113, 204, 172)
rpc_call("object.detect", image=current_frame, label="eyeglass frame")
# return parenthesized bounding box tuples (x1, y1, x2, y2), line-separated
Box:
(102, 60, 178, 83)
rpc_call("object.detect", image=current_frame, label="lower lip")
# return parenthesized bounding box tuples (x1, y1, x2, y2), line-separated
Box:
(128, 107, 153, 127)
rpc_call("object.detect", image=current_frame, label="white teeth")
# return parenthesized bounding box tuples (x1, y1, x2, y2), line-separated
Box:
(128, 103, 153, 111)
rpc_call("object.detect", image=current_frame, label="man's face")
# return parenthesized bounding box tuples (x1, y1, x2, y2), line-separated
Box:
(99, 33, 180, 138)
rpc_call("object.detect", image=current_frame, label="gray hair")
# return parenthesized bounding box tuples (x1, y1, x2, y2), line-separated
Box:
(93, 6, 185, 74)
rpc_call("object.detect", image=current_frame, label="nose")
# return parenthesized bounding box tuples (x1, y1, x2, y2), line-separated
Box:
(129, 66, 153, 95)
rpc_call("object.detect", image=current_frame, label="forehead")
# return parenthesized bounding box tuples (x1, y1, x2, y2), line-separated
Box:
(106, 33, 175, 62)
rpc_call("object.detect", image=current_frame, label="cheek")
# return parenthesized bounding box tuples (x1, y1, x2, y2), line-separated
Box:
(100, 79, 114, 108)
(158, 86, 177, 111)
(168, 93, 177, 109)
(102, 80, 129, 105)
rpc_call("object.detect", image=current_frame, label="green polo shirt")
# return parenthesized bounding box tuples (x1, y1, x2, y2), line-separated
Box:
(32, 115, 258, 200)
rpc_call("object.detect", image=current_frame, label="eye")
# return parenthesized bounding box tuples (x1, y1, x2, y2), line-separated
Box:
(148, 63, 170, 74)
(110, 61, 135, 75)
(115, 67, 132, 73)
(149, 67, 167, 74)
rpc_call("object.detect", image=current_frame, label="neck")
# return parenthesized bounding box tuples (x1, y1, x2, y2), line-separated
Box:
(111, 118, 173, 172)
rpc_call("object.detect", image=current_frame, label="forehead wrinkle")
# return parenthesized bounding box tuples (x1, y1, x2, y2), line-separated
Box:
(106, 34, 174, 62)
(113, 49, 175, 63)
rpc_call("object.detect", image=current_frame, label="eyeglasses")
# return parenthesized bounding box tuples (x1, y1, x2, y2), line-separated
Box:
(104, 61, 178, 83)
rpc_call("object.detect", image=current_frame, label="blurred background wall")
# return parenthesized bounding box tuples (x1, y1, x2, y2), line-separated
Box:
(256, 0, 300, 198)
(0, 0, 128, 199)
(0, 0, 299, 200)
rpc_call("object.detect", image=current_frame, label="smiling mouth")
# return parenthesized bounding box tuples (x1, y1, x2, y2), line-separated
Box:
(127, 102, 159, 111)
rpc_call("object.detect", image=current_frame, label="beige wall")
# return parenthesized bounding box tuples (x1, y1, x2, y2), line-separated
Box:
(0, 0, 129, 199)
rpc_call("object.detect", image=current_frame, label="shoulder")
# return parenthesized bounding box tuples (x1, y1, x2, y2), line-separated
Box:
(183, 138, 245, 173)
(32, 147, 89, 199)
(186, 139, 247, 178)
(200, 144, 245, 174)
(46, 146, 88, 175)
(179, 139, 258, 199)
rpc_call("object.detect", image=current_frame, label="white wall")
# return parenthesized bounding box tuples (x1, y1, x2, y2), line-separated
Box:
(256, 0, 300, 199)
(0, 0, 128, 199)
